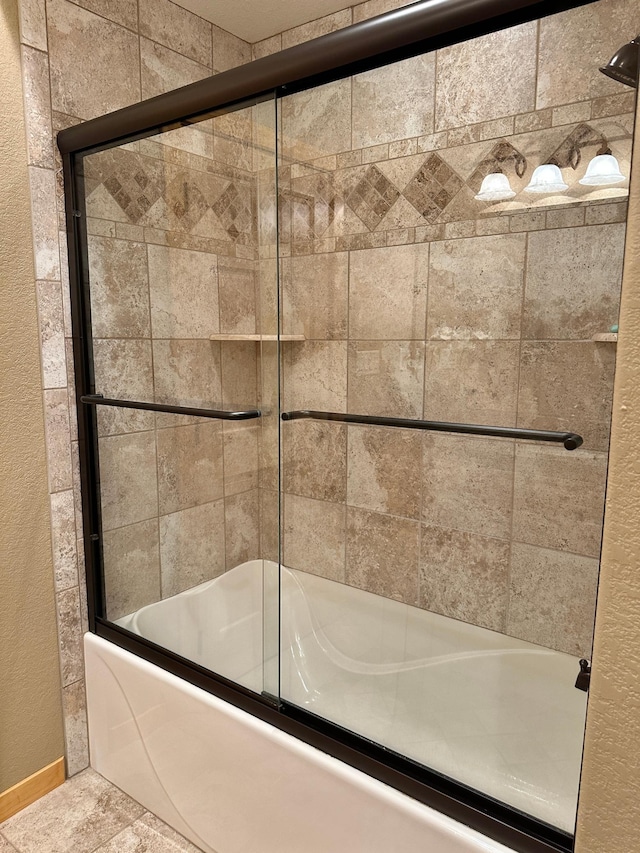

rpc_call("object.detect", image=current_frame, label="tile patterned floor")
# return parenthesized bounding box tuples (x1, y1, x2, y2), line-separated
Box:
(0, 769, 203, 853)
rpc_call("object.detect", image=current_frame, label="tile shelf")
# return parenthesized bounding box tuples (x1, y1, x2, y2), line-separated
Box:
(209, 334, 305, 342)
(592, 333, 618, 342)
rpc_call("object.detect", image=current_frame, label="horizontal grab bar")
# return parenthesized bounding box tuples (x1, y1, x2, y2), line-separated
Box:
(281, 410, 583, 450)
(81, 395, 261, 421)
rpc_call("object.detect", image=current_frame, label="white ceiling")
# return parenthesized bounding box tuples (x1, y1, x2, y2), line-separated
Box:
(173, 0, 354, 44)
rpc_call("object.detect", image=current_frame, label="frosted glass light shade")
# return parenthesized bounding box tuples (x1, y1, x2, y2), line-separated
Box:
(579, 154, 626, 186)
(524, 164, 569, 193)
(474, 173, 516, 201)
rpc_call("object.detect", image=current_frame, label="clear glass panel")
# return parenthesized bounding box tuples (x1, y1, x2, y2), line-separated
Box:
(278, 0, 634, 834)
(83, 96, 281, 699)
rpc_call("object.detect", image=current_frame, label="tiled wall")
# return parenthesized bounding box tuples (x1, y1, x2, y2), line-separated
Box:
(83, 119, 263, 619)
(16, 0, 252, 775)
(16, 0, 638, 777)
(275, 0, 638, 658)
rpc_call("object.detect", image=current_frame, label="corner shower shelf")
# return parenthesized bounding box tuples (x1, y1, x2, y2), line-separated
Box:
(209, 334, 305, 342)
(592, 333, 618, 342)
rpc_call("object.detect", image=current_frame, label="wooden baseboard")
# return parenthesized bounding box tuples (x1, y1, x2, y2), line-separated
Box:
(0, 758, 65, 823)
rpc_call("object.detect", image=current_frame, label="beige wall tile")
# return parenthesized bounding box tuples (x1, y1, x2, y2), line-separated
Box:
(512, 444, 607, 557)
(282, 9, 352, 49)
(435, 22, 537, 131)
(221, 342, 258, 407)
(48, 0, 141, 119)
(428, 234, 526, 340)
(74, 0, 138, 30)
(283, 494, 345, 581)
(352, 54, 435, 148)
(349, 244, 428, 340)
(514, 109, 553, 134)
(103, 519, 161, 620)
(223, 423, 259, 496)
(160, 500, 226, 596)
(62, 680, 89, 776)
(260, 488, 279, 562)
(425, 341, 519, 425)
(422, 434, 514, 539)
(420, 526, 510, 631)
(352, 0, 414, 22)
(552, 101, 592, 127)
(139, 0, 211, 66)
(280, 79, 352, 162)
(89, 236, 151, 339)
(225, 489, 260, 569)
(56, 586, 84, 686)
(93, 340, 154, 435)
(157, 421, 224, 514)
(346, 507, 420, 604)
(218, 257, 257, 335)
(523, 224, 626, 340)
(99, 431, 158, 530)
(44, 388, 72, 492)
(284, 341, 347, 411)
(347, 425, 421, 519)
(153, 339, 222, 408)
(517, 341, 616, 452)
(252, 34, 281, 60)
(348, 340, 425, 418)
(585, 201, 628, 226)
(282, 420, 347, 502)
(50, 490, 78, 592)
(36, 279, 67, 388)
(544, 207, 585, 230)
(211, 111, 253, 170)
(28, 166, 59, 280)
(508, 542, 599, 656)
(21, 46, 53, 168)
(140, 38, 210, 99)
(591, 91, 636, 119)
(148, 245, 219, 339)
(211, 24, 250, 72)
(18, 0, 47, 50)
(537, 0, 640, 109)
(282, 253, 348, 340)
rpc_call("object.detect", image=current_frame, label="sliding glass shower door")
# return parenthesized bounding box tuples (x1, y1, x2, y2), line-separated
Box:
(81, 97, 281, 700)
(70, 0, 634, 842)
(277, 0, 630, 835)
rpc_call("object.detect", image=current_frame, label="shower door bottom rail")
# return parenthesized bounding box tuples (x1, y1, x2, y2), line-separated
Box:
(281, 409, 582, 450)
(81, 394, 262, 421)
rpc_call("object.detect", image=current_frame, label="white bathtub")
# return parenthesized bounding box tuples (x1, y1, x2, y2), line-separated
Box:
(87, 560, 586, 851)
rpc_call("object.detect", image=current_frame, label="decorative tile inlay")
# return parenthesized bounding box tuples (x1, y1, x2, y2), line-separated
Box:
(467, 140, 527, 192)
(91, 152, 165, 223)
(345, 165, 400, 230)
(403, 154, 464, 223)
(164, 173, 210, 231)
(211, 181, 255, 240)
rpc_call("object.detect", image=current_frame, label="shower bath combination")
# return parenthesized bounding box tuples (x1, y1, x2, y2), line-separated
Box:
(59, 0, 638, 851)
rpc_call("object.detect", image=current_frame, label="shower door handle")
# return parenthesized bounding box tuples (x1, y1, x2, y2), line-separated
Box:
(81, 394, 261, 421)
(281, 410, 583, 450)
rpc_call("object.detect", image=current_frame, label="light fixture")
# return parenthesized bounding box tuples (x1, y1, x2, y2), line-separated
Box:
(474, 173, 516, 201)
(600, 36, 640, 89)
(524, 164, 569, 193)
(579, 153, 626, 186)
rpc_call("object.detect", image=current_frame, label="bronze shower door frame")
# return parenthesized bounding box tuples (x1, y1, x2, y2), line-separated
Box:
(59, 1, 609, 851)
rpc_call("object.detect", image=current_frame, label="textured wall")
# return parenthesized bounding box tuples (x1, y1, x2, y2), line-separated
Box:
(575, 92, 640, 853)
(275, 0, 636, 659)
(16, 0, 253, 774)
(0, 0, 64, 791)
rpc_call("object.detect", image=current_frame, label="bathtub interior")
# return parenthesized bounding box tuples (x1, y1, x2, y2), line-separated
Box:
(117, 559, 586, 832)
